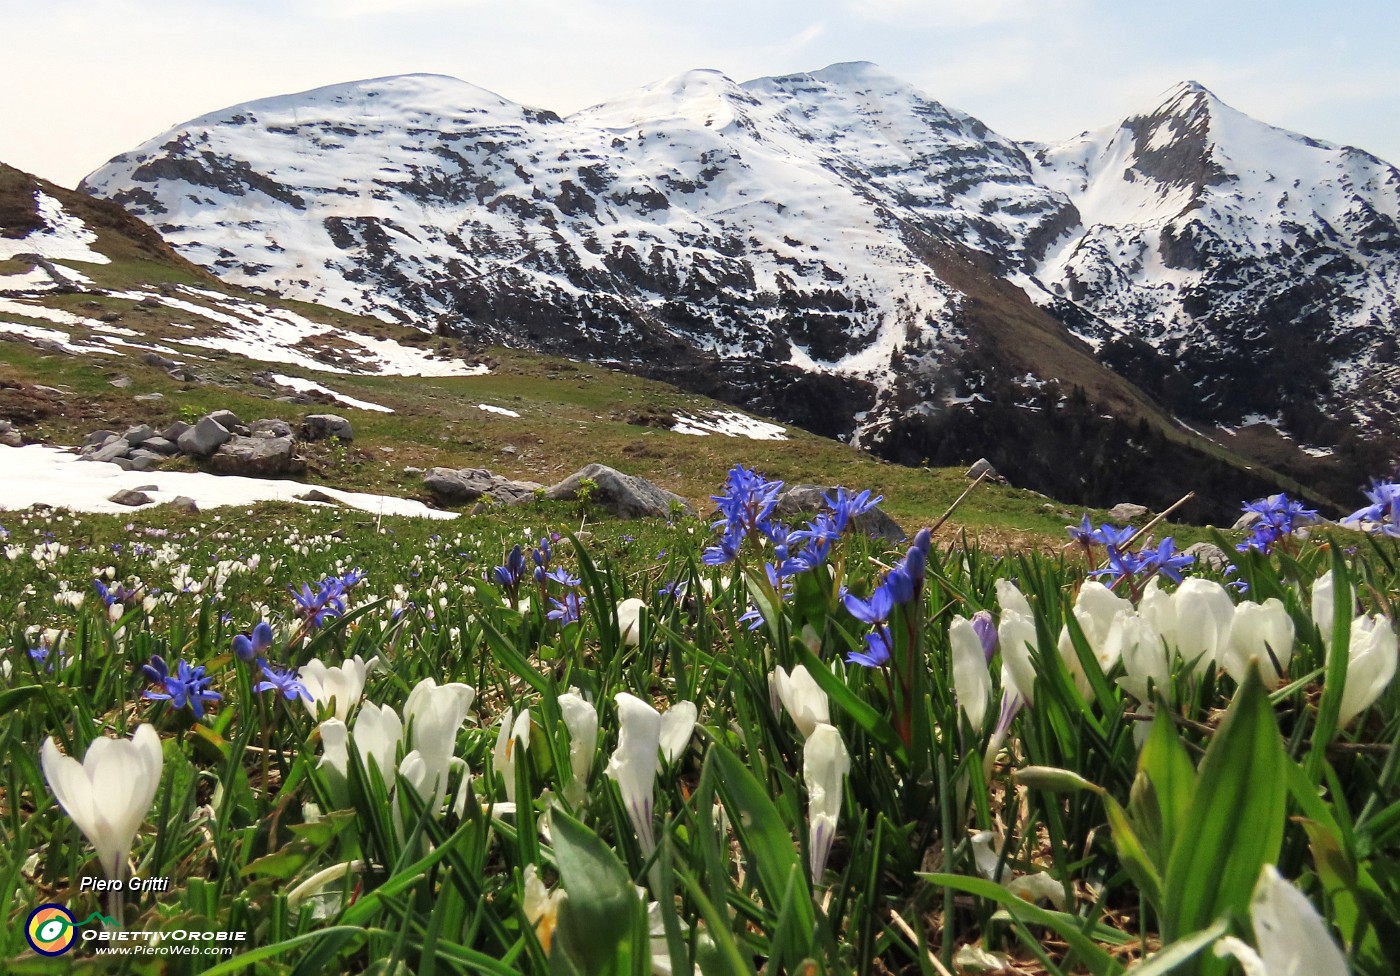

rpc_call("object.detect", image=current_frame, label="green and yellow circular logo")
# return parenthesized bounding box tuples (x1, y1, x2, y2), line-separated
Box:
(26, 904, 76, 956)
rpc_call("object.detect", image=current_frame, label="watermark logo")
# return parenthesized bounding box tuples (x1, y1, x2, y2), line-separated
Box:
(25, 904, 112, 956)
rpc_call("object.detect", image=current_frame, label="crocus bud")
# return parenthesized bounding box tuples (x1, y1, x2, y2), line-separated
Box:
(970, 610, 998, 661)
(1214, 865, 1349, 975)
(557, 690, 598, 803)
(950, 615, 991, 730)
(1111, 609, 1168, 702)
(1167, 578, 1236, 670)
(1336, 614, 1398, 727)
(299, 655, 369, 723)
(997, 608, 1039, 706)
(252, 620, 274, 653)
(1223, 599, 1295, 689)
(606, 692, 663, 855)
(616, 598, 646, 647)
(803, 723, 850, 882)
(770, 665, 829, 739)
(494, 708, 532, 804)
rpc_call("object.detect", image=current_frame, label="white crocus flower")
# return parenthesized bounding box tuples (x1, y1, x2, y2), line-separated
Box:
(1140, 577, 1234, 673)
(41, 725, 163, 893)
(1058, 582, 1132, 692)
(1109, 609, 1168, 703)
(557, 690, 598, 804)
(523, 864, 567, 955)
(605, 693, 665, 854)
(1213, 865, 1349, 976)
(404, 679, 474, 765)
(803, 722, 850, 882)
(1336, 614, 1398, 728)
(770, 665, 829, 739)
(1223, 599, 1296, 689)
(950, 616, 991, 730)
(616, 597, 647, 647)
(1311, 569, 1351, 649)
(299, 654, 369, 722)
(995, 579, 1033, 619)
(658, 700, 697, 763)
(997, 607, 1039, 706)
(354, 701, 406, 782)
(494, 708, 533, 805)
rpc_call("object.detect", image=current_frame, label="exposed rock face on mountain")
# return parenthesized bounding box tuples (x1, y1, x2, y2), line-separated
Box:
(78, 67, 1400, 516)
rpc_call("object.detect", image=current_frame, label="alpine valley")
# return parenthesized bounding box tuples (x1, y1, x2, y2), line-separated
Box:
(58, 64, 1400, 518)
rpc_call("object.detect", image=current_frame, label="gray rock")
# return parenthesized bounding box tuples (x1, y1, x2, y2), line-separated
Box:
(168, 496, 199, 514)
(206, 410, 247, 434)
(177, 417, 232, 457)
(208, 435, 300, 478)
(84, 429, 117, 447)
(249, 418, 293, 439)
(295, 489, 339, 504)
(422, 467, 543, 506)
(161, 420, 191, 442)
(109, 489, 152, 507)
(133, 392, 166, 403)
(546, 464, 694, 519)
(123, 424, 156, 445)
(0, 427, 19, 447)
(774, 484, 907, 544)
(124, 451, 163, 472)
(303, 414, 354, 442)
(965, 458, 1006, 484)
(141, 352, 179, 370)
(112, 457, 135, 471)
(1108, 503, 1150, 522)
(403, 466, 424, 476)
(108, 376, 131, 389)
(141, 436, 179, 456)
(1184, 542, 1231, 572)
(91, 437, 133, 464)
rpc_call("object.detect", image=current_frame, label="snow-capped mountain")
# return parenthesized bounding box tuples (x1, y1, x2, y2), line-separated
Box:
(79, 66, 1400, 513)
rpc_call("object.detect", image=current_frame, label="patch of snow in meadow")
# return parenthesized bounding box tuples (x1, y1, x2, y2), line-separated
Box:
(270, 373, 394, 413)
(477, 403, 520, 417)
(671, 410, 787, 440)
(0, 321, 120, 356)
(0, 445, 455, 520)
(0, 192, 111, 265)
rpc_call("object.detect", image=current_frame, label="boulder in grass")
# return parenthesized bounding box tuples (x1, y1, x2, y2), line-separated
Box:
(168, 496, 199, 515)
(125, 450, 165, 472)
(774, 484, 906, 544)
(422, 467, 542, 506)
(0, 421, 19, 447)
(177, 417, 232, 457)
(140, 436, 180, 456)
(546, 463, 693, 519)
(208, 435, 301, 478)
(206, 410, 247, 434)
(84, 429, 118, 447)
(1184, 541, 1231, 572)
(109, 489, 152, 507)
(123, 424, 157, 445)
(303, 414, 354, 442)
(90, 437, 133, 464)
(250, 418, 293, 439)
(1108, 503, 1150, 522)
(161, 420, 191, 442)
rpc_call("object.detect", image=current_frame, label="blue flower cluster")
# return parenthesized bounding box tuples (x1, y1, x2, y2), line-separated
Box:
(1069, 515, 1193, 588)
(1237, 493, 1319, 553)
(290, 570, 364, 629)
(1344, 481, 1400, 538)
(92, 579, 139, 607)
(142, 655, 222, 719)
(843, 529, 931, 668)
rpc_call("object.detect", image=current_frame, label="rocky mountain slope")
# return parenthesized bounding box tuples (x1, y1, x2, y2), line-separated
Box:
(75, 66, 1400, 515)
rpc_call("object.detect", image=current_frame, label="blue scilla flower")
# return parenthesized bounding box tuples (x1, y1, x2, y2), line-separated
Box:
(143, 655, 221, 720)
(848, 627, 893, 668)
(254, 661, 312, 702)
(232, 620, 275, 664)
(291, 577, 347, 629)
(824, 487, 883, 534)
(1344, 480, 1400, 537)
(702, 523, 745, 567)
(547, 590, 585, 625)
(844, 585, 895, 627)
(493, 545, 528, 590)
(545, 566, 581, 588)
(1238, 493, 1319, 552)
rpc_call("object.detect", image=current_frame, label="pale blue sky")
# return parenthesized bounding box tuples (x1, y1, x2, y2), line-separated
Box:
(3, 0, 1397, 188)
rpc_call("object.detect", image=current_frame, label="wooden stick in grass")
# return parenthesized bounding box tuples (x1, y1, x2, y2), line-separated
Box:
(928, 469, 989, 537)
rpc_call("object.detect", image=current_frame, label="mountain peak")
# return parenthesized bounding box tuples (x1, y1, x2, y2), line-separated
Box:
(570, 68, 756, 129)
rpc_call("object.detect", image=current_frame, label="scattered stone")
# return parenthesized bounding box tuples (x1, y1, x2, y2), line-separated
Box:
(206, 409, 247, 434)
(168, 496, 199, 514)
(501, 444, 517, 455)
(208, 435, 300, 478)
(303, 414, 354, 442)
(403, 466, 423, 476)
(965, 458, 1007, 484)
(423, 467, 543, 506)
(99, 311, 122, 323)
(125, 450, 164, 472)
(84, 429, 118, 447)
(177, 417, 232, 457)
(109, 489, 152, 507)
(123, 424, 157, 445)
(161, 420, 191, 442)
(296, 489, 339, 504)
(140, 352, 179, 370)
(1184, 542, 1231, 572)
(133, 392, 165, 402)
(0, 420, 20, 447)
(249, 418, 293, 439)
(546, 464, 694, 519)
(91, 437, 133, 464)
(774, 484, 906, 544)
(1108, 503, 1150, 522)
(141, 436, 179, 456)
(108, 376, 131, 389)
